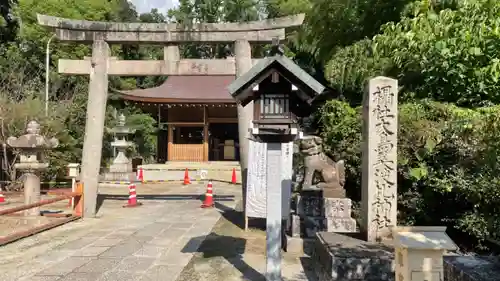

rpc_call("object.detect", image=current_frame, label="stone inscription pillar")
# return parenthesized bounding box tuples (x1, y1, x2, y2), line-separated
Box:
(235, 39, 253, 213)
(361, 76, 398, 242)
(266, 142, 282, 281)
(80, 40, 109, 218)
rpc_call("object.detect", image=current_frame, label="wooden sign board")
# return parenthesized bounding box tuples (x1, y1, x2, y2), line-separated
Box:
(245, 139, 293, 219)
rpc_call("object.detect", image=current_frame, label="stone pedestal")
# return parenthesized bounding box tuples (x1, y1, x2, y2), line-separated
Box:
(297, 192, 357, 237)
(15, 163, 49, 216)
(325, 217, 357, 233)
(312, 232, 395, 281)
(104, 158, 134, 181)
(103, 171, 135, 182)
(105, 158, 134, 181)
(109, 162, 132, 174)
(324, 198, 357, 233)
(297, 190, 324, 238)
(24, 173, 41, 216)
(290, 213, 301, 237)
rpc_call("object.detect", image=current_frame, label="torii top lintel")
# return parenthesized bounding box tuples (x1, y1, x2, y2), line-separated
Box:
(36, 14, 305, 44)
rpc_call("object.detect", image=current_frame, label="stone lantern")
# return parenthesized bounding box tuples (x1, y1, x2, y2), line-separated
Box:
(7, 120, 59, 216)
(104, 114, 136, 182)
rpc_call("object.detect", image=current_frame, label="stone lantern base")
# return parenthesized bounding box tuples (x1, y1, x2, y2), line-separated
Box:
(104, 163, 135, 182)
(103, 172, 136, 182)
(104, 150, 136, 182)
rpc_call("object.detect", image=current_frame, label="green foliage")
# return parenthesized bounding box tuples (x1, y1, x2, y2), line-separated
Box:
(325, 0, 500, 106)
(319, 99, 500, 249)
(168, 0, 265, 59)
(268, 0, 412, 65)
(0, 91, 77, 182)
(374, 0, 500, 106)
(307, 0, 500, 250)
(0, 0, 162, 184)
(104, 104, 158, 164)
(324, 40, 393, 105)
(319, 101, 362, 198)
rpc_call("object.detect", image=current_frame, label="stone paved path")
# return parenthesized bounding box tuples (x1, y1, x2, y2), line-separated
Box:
(0, 183, 239, 281)
(176, 203, 316, 281)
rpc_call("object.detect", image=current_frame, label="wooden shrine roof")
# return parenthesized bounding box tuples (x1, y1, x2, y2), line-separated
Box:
(118, 75, 236, 103)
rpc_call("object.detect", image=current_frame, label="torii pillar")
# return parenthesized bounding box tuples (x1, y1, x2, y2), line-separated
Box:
(235, 39, 253, 215)
(81, 40, 109, 217)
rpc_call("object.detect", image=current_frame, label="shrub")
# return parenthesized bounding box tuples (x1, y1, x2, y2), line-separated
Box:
(319, 99, 500, 250)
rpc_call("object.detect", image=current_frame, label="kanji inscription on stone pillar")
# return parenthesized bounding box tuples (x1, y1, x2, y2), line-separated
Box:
(361, 76, 398, 242)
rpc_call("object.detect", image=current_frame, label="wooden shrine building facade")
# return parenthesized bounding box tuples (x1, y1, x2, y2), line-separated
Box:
(119, 76, 239, 163)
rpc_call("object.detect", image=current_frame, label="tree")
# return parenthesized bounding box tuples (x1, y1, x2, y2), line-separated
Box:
(267, 0, 413, 64)
(325, 0, 500, 107)
(0, 0, 160, 185)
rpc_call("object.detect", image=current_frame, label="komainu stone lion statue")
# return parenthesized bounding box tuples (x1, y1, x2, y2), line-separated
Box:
(299, 136, 346, 198)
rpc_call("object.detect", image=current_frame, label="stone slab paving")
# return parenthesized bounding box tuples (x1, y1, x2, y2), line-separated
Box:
(180, 252, 316, 281)
(0, 182, 239, 281)
(176, 202, 316, 281)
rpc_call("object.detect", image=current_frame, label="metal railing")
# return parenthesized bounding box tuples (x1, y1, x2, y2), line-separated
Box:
(0, 182, 83, 246)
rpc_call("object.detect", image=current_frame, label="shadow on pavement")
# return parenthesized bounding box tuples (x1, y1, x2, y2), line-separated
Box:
(213, 201, 254, 230)
(214, 201, 267, 231)
(182, 233, 266, 281)
(180, 203, 266, 281)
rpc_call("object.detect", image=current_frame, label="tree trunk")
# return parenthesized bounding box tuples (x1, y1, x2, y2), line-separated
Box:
(234, 40, 253, 214)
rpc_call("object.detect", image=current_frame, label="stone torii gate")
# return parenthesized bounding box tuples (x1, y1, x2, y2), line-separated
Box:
(37, 13, 305, 218)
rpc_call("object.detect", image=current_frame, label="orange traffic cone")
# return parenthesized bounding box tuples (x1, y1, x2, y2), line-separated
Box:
(231, 168, 237, 184)
(123, 183, 142, 208)
(137, 167, 144, 182)
(183, 168, 191, 185)
(201, 181, 214, 208)
(0, 189, 6, 205)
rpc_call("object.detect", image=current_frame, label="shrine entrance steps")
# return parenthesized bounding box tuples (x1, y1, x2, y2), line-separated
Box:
(137, 161, 241, 184)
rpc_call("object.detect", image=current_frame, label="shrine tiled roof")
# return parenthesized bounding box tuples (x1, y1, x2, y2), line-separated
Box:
(118, 75, 236, 103)
(228, 54, 326, 106)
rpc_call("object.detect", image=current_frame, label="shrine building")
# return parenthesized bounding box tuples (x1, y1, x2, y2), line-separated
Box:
(117, 75, 239, 163)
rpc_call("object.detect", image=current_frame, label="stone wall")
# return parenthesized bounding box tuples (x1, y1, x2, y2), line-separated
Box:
(312, 232, 395, 281)
(444, 256, 500, 281)
(312, 232, 500, 281)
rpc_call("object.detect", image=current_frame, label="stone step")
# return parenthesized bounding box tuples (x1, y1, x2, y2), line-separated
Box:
(138, 162, 241, 183)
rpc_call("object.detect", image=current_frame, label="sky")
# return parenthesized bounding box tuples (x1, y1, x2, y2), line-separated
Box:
(130, 0, 180, 15)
